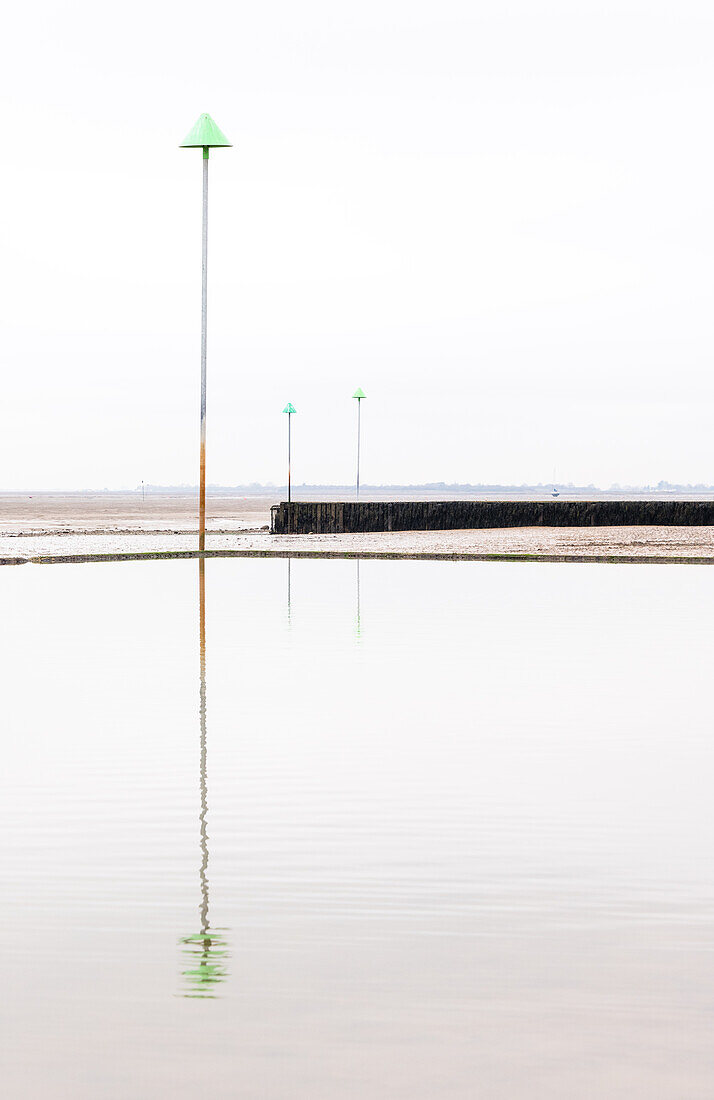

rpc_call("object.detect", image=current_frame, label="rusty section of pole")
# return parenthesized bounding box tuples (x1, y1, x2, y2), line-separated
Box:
(199, 150, 208, 553)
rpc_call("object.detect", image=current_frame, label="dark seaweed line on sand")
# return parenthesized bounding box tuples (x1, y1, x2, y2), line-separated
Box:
(2, 550, 714, 566)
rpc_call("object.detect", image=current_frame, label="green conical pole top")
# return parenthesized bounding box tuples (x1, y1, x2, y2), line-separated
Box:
(283, 403, 296, 414)
(180, 113, 232, 149)
(352, 387, 366, 399)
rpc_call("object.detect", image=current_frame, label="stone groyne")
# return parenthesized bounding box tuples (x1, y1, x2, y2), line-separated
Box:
(270, 500, 714, 534)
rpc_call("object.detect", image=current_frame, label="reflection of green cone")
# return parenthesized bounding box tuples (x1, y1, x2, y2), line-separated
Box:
(180, 930, 229, 998)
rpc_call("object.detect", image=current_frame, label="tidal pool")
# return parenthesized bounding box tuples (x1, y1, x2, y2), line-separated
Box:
(2, 558, 714, 1098)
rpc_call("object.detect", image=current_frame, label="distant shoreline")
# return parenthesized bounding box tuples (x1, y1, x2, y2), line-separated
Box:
(5, 483, 714, 497)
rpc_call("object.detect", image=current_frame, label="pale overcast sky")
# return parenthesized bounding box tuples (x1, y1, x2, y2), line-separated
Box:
(2, 1, 713, 490)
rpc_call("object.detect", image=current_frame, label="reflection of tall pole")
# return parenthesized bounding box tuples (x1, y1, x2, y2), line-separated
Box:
(352, 388, 366, 499)
(180, 558, 228, 998)
(356, 558, 361, 639)
(287, 556, 292, 625)
(180, 114, 232, 553)
(283, 403, 296, 504)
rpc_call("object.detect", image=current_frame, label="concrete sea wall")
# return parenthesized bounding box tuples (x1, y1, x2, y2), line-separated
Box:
(270, 500, 714, 534)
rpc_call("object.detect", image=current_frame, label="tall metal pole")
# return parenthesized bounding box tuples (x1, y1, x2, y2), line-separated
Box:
(356, 399, 361, 500)
(180, 113, 232, 553)
(288, 411, 291, 504)
(283, 403, 296, 506)
(352, 388, 366, 500)
(199, 150, 208, 552)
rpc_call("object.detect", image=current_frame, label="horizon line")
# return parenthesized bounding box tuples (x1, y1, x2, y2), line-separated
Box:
(5, 481, 714, 495)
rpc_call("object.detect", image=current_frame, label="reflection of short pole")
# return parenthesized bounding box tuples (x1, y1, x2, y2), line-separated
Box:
(283, 403, 296, 504)
(352, 388, 366, 499)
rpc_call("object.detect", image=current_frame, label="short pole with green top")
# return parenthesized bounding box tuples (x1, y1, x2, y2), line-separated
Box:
(352, 388, 366, 499)
(283, 403, 296, 503)
(180, 114, 232, 552)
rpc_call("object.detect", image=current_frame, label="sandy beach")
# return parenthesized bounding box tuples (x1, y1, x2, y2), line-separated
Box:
(3, 492, 714, 563)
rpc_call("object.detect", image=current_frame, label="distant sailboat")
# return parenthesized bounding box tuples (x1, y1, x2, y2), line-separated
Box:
(551, 468, 559, 498)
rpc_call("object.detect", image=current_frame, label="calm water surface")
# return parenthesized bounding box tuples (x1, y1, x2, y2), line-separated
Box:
(2, 559, 714, 1098)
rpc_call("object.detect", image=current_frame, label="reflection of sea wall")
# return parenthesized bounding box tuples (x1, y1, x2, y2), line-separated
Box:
(272, 500, 714, 535)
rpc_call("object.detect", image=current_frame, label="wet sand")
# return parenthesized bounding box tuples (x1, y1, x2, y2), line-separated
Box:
(0, 491, 274, 534)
